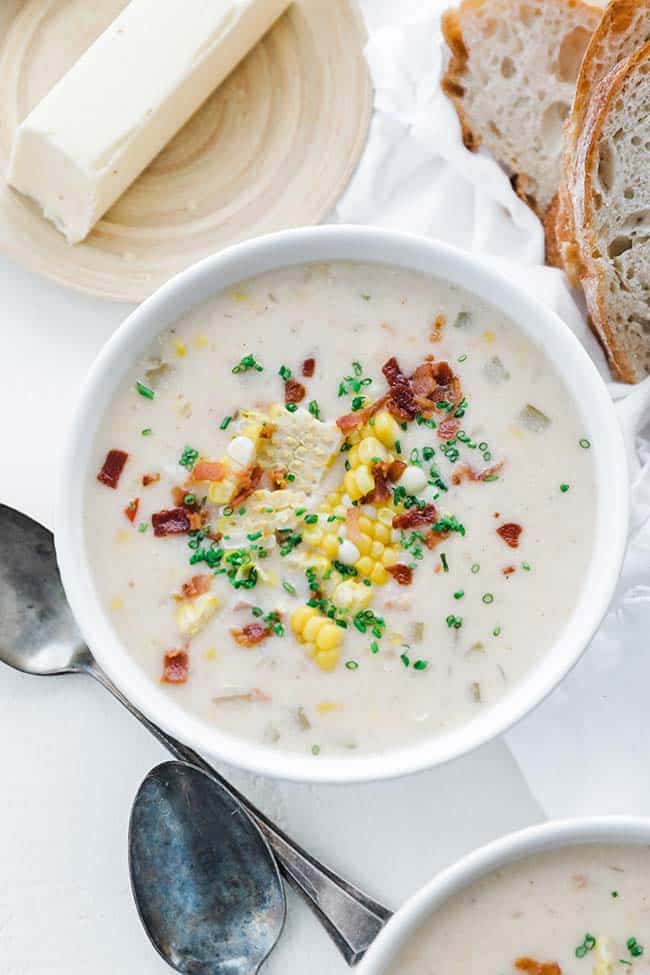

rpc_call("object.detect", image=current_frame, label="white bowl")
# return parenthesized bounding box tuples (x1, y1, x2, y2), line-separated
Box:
(358, 816, 650, 974)
(55, 225, 628, 784)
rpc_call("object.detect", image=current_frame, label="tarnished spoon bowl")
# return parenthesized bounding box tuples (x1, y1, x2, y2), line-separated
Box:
(130, 762, 285, 975)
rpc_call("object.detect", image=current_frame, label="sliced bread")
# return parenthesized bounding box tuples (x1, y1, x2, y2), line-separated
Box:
(569, 40, 650, 381)
(552, 0, 650, 279)
(441, 0, 601, 217)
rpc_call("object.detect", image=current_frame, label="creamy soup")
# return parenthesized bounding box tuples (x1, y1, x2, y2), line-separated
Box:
(386, 843, 650, 975)
(85, 261, 595, 756)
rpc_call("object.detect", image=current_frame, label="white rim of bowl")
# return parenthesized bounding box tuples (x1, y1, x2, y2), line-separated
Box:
(55, 225, 629, 784)
(358, 815, 650, 974)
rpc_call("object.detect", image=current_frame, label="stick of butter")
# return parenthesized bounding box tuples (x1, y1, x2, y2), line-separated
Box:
(7, 0, 291, 244)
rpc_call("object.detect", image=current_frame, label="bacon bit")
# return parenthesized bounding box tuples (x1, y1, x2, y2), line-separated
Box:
(97, 449, 128, 489)
(388, 459, 407, 482)
(152, 507, 191, 537)
(302, 357, 316, 378)
(191, 460, 227, 483)
(362, 463, 392, 505)
(284, 377, 306, 404)
(382, 357, 417, 420)
(392, 504, 437, 531)
(451, 461, 504, 484)
(124, 498, 139, 523)
(502, 566, 516, 576)
(429, 314, 446, 342)
(344, 507, 363, 545)
(497, 522, 523, 549)
(230, 621, 271, 647)
(177, 574, 212, 600)
(411, 360, 463, 416)
(188, 512, 203, 530)
(258, 422, 275, 440)
(161, 650, 188, 684)
(437, 417, 460, 442)
(515, 958, 562, 975)
(424, 530, 449, 550)
(336, 393, 390, 433)
(231, 465, 263, 507)
(387, 564, 413, 586)
(142, 472, 160, 487)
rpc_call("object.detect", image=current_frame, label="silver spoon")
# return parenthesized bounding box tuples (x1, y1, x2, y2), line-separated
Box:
(0, 504, 391, 965)
(130, 761, 286, 975)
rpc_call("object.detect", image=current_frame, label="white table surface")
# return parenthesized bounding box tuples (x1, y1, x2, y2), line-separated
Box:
(0, 252, 548, 973)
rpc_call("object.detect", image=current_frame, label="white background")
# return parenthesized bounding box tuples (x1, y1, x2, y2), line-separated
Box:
(0, 0, 636, 971)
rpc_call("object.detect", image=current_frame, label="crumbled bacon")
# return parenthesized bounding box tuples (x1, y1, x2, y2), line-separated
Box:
(231, 465, 263, 507)
(142, 472, 160, 487)
(424, 529, 449, 550)
(161, 650, 188, 684)
(387, 564, 413, 586)
(231, 622, 271, 647)
(124, 498, 139, 523)
(337, 394, 390, 433)
(392, 504, 437, 531)
(267, 467, 288, 490)
(191, 460, 227, 483)
(437, 417, 460, 441)
(284, 377, 306, 404)
(302, 357, 316, 378)
(497, 522, 523, 548)
(451, 461, 504, 484)
(97, 449, 128, 489)
(382, 357, 417, 420)
(152, 507, 191, 536)
(387, 459, 407, 482)
(362, 463, 392, 505)
(411, 360, 463, 416)
(515, 958, 561, 975)
(502, 566, 516, 576)
(172, 486, 200, 510)
(177, 574, 212, 600)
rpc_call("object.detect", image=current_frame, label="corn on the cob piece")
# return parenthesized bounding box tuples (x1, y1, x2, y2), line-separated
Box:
(291, 605, 343, 671)
(175, 592, 219, 636)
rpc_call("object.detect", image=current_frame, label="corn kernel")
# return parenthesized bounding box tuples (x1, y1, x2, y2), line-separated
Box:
(315, 648, 340, 671)
(174, 340, 187, 357)
(355, 465, 375, 496)
(356, 534, 372, 556)
(333, 580, 373, 613)
(322, 534, 340, 558)
(291, 605, 319, 634)
(483, 330, 496, 343)
(208, 478, 235, 504)
(374, 411, 400, 447)
(370, 539, 385, 559)
(373, 523, 391, 544)
(371, 564, 389, 585)
(303, 616, 325, 643)
(382, 548, 399, 567)
(348, 445, 359, 467)
(316, 622, 342, 652)
(358, 437, 388, 464)
(316, 701, 342, 713)
(377, 507, 394, 526)
(358, 515, 373, 535)
(356, 556, 374, 577)
(303, 527, 323, 546)
(193, 334, 209, 347)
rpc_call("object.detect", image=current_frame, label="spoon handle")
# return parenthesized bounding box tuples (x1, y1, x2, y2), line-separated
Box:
(88, 660, 392, 966)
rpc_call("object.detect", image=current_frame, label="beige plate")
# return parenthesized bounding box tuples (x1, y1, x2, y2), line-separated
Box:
(0, 0, 372, 302)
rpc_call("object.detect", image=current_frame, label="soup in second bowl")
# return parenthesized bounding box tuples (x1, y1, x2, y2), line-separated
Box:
(386, 843, 650, 975)
(85, 261, 595, 756)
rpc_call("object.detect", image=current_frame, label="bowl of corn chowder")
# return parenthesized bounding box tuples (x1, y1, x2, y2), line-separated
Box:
(358, 818, 650, 975)
(56, 226, 627, 783)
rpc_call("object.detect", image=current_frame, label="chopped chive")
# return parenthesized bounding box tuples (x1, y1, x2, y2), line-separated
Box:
(247, 531, 262, 541)
(400, 652, 410, 668)
(454, 590, 464, 600)
(138, 522, 148, 533)
(446, 614, 462, 629)
(493, 625, 501, 636)
(282, 580, 296, 595)
(579, 438, 591, 449)
(135, 381, 154, 400)
(141, 427, 152, 436)
(220, 415, 232, 430)
(279, 365, 292, 381)
(413, 659, 428, 670)
(482, 593, 494, 604)
(370, 640, 379, 653)
(458, 353, 468, 363)
(184, 494, 196, 506)
(285, 403, 298, 413)
(286, 472, 296, 482)
(304, 514, 318, 525)
(232, 353, 263, 374)
(311, 744, 321, 756)
(351, 396, 365, 412)
(345, 660, 359, 670)
(308, 400, 321, 420)
(522, 562, 531, 571)
(627, 939, 644, 958)
(560, 483, 570, 493)
(179, 445, 199, 470)
(471, 563, 480, 574)
(440, 553, 449, 573)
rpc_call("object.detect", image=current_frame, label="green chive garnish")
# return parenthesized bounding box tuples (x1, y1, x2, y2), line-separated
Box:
(482, 593, 494, 604)
(135, 381, 154, 400)
(220, 416, 232, 430)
